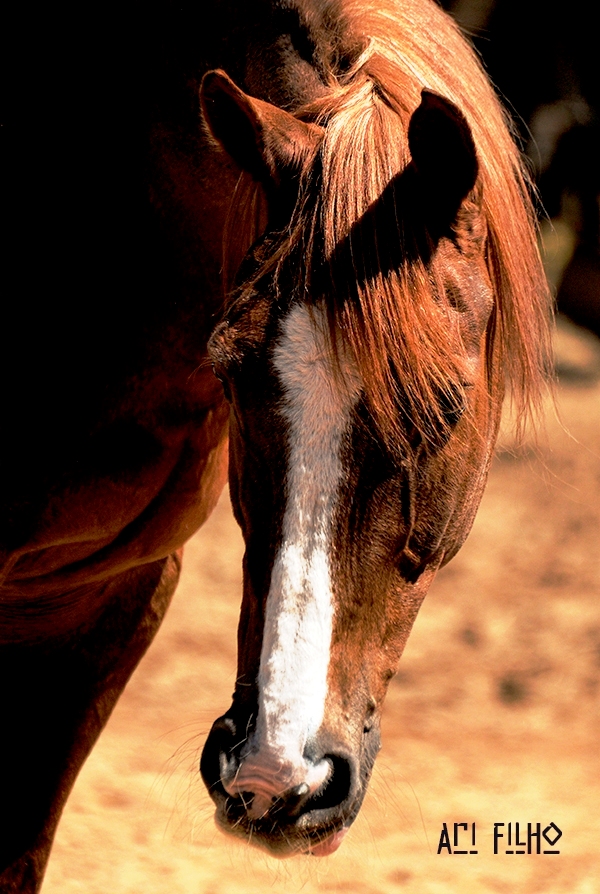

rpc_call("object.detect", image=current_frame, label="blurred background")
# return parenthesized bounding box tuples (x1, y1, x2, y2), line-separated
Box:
(43, 3, 599, 892)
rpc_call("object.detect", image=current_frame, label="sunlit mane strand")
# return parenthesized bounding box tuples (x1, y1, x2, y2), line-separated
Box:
(305, 59, 473, 453)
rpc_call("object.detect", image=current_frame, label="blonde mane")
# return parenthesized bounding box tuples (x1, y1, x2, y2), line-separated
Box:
(224, 0, 553, 450)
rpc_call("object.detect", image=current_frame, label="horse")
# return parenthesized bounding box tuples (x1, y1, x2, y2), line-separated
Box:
(0, 0, 551, 889)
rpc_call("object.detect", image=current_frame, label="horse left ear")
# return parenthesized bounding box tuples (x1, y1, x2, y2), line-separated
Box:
(408, 90, 479, 227)
(200, 70, 323, 191)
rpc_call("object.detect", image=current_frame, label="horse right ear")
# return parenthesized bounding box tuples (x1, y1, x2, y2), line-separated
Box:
(408, 90, 479, 232)
(200, 70, 323, 192)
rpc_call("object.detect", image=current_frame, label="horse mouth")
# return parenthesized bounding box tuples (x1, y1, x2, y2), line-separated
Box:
(205, 761, 362, 857)
(212, 793, 351, 857)
(201, 712, 381, 857)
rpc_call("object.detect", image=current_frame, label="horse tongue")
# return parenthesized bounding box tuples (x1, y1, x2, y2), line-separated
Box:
(307, 827, 348, 857)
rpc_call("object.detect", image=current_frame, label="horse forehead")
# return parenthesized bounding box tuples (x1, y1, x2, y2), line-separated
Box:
(272, 303, 362, 425)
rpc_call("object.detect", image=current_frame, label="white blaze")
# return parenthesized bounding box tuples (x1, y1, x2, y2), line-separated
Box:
(252, 302, 361, 784)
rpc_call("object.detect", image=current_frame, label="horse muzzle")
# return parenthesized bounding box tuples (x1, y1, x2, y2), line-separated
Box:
(200, 711, 378, 856)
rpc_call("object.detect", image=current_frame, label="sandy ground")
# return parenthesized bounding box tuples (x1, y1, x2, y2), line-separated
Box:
(43, 318, 600, 894)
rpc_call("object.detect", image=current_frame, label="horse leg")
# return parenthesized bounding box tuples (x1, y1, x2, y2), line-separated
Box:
(0, 552, 182, 894)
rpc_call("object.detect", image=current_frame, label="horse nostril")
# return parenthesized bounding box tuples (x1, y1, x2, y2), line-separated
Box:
(200, 714, 239, 798)
(300, 755, 353, 816)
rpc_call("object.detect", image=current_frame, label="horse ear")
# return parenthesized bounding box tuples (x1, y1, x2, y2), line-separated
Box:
(200, 70, 323, 190)
(408, 90, 479, 228)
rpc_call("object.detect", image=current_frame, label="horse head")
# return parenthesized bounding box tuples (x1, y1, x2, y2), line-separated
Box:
(199, 69, 505, 856)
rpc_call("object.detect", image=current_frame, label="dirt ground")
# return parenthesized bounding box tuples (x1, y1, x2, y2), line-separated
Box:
(43, 317, 600, 894)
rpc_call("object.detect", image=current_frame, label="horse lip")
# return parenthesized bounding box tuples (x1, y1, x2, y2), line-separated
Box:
(217, 818, 348, 859)
(212, 793, 351, 857)
(304, 826, 348, 856)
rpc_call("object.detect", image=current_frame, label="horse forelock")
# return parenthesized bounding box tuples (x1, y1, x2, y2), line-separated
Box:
(223, 0, 553, 452)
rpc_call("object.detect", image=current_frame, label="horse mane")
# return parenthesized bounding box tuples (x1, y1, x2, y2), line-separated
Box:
(223, 0, 553, 451)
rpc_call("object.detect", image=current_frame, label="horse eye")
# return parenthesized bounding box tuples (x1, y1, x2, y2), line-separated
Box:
(439, 389, 466, 426)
